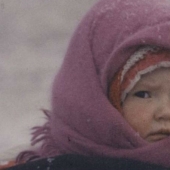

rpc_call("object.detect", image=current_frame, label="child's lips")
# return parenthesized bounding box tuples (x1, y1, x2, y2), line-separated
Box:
(147, 130, 170, 142)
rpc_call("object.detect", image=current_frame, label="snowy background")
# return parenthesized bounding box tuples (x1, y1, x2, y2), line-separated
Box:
(0, 0, 97, 161)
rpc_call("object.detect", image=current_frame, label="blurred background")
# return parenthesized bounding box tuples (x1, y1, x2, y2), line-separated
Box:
(0, 0, 97, 161)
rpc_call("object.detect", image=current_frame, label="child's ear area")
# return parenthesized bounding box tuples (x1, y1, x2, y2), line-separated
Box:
(108, 70, 123, 112)
(120, 101, 124, 108)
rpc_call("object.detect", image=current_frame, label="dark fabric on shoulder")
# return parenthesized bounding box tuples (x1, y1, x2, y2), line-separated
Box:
(7, 155, 170, 170)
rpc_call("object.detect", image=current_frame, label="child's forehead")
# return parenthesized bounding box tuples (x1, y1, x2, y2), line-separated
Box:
(141, 67, 170, 79)
(135, 67, 170, 87)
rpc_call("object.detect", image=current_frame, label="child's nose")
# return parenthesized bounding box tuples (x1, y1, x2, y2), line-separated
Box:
(154, 97, 170, 121)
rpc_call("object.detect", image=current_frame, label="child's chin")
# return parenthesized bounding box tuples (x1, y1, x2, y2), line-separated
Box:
(146, 134, 169, 143)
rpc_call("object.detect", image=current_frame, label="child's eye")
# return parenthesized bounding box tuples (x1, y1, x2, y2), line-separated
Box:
(134, 91, 151, 98)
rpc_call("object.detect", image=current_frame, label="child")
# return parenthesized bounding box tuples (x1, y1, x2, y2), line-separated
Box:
(4, 0, 170, 169)
(109, 47, 170, 143)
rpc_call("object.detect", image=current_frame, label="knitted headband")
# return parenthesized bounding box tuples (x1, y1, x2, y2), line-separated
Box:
(109, 46, 170, 111)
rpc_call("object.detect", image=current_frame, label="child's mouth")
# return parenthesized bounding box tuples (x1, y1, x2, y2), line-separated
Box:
(147, 130, 170, 142)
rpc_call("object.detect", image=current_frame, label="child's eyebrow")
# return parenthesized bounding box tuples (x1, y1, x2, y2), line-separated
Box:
(135, 81, 160, 89)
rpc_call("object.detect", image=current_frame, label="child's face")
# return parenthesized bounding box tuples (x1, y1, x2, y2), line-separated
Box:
(122, 68, 170, 143)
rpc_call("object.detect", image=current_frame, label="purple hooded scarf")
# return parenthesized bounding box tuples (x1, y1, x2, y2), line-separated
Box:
(19, 0, 170, 167)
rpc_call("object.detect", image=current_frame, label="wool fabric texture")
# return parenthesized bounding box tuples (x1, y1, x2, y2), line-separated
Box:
(109, 47, 170, 111)
(18, 0, 170, 167)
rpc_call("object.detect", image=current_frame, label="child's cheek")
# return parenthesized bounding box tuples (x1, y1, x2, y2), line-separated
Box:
(122, 98, 153, 138)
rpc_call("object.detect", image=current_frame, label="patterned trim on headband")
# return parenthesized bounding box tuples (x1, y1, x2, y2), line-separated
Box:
(121, 46, 159, 82)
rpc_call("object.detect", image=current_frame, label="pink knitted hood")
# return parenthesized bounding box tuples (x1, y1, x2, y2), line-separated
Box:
(19, 0, 170, 167)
